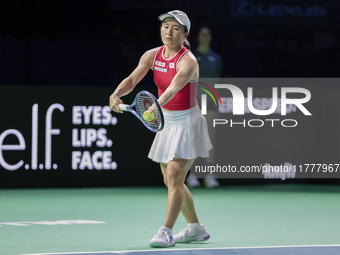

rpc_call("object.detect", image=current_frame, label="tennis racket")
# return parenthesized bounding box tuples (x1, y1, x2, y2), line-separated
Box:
(119, 90, 164, 132)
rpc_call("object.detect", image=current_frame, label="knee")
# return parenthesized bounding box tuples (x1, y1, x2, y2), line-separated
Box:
(167, 169, 182, 187)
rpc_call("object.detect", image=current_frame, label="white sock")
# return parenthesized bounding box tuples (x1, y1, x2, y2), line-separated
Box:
(188, 221, 201, 229)
(160, 226, 172, 233)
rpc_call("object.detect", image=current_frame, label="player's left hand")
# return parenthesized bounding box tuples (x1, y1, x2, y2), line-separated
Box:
(148, 103, 157, 114)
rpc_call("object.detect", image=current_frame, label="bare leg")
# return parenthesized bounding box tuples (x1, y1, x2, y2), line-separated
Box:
(181, 184, 199, 223)
(160, 158, 199, 229)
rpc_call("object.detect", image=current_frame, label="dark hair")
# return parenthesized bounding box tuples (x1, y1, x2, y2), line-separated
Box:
(183, 27, 191, 49)
(195, 25, 211, 40)
(160, 22, 191, 50)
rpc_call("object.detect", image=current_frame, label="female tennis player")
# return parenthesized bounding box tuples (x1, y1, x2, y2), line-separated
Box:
(110, 10, 212, 248)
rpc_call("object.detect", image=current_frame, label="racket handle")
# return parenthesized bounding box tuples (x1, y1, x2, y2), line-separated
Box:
(119, 104, 130, 111)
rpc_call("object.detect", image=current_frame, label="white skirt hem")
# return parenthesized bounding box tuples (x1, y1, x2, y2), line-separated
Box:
(148, 105, 213, 164)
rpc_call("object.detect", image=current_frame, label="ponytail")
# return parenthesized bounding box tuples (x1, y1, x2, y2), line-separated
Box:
(183, 39, 191, 49)
(183, 27, 190, 49)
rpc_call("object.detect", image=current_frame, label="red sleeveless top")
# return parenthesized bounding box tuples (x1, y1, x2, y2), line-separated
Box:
(152, 45, 198, 111)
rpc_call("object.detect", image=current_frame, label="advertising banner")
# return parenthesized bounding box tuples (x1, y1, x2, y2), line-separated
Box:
(213, 0, 340, 33)
(0, 85, 159, 188)
(1, 82, 339, 188)
(192, 78, 340, 180)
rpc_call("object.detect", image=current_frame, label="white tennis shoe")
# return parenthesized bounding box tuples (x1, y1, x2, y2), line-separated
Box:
(204, 174, 220, 188)
(174, 223, 210, 243)
(186, 174, 201, 188)
(149, 227, 175, 247)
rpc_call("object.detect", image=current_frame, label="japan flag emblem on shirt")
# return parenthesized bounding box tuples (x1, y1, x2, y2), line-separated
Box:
(169, 63, 175, 69)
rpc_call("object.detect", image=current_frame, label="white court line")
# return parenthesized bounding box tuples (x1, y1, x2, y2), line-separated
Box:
(21, 244, 340, 255)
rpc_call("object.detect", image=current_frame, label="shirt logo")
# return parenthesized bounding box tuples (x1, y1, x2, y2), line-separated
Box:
(155, 61, 165, 67)
(169, 63, 175, 69)
(154, 66, 167, 73)
(208, 56, 216, 62)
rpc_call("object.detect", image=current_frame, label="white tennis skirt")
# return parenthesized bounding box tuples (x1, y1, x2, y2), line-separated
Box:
(148, 105, 213, 164)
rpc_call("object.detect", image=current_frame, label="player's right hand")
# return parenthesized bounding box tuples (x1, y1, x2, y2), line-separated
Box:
(109, 93, 123, 113)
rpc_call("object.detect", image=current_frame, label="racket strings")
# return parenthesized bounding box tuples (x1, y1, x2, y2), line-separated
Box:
(136, 93, 162, 130)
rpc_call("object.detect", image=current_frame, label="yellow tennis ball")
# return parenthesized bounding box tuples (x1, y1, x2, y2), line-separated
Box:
(143, 110, 155, 121)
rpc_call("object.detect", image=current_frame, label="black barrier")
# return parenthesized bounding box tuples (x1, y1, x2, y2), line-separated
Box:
(1, 83, 339, 188)
(0, 85, 162, 188)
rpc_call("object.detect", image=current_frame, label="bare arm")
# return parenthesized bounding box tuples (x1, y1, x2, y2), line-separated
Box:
(109, 48, 157, 113)
(157, 53, 198, 107)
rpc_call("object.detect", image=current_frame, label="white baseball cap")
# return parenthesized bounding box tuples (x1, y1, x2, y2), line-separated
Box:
(158, 10, 191, 33)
